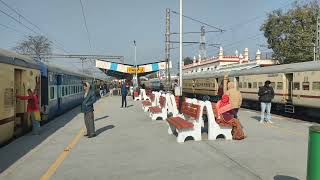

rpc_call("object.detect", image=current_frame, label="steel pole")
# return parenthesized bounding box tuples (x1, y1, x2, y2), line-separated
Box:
(179, 0, 183, 89)
(134, 42, 138, 87)
(314, 45, 316, 61)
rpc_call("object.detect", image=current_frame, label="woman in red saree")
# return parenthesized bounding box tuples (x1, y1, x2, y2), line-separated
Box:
(216, 94, 245, 140)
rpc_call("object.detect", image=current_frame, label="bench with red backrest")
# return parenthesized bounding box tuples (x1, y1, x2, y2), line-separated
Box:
(174, 96, 185, 110)
(146, 89, 152, 95)
(142, 93, 155, 106)
(167, 102, 200, 130)
(211, 102, 233, 127)
(149, 96, 166, 113)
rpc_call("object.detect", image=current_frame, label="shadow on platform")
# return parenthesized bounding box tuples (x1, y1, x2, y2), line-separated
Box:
(274, 175, 299, 180)
(0, 106, 81, 174)
(96, 125, 115, 136)
(95, 115, 109, 122)
(251, 116, 261, 122)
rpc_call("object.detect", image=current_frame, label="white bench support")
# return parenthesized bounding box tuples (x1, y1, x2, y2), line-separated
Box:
(166, 93, 179, 117)
(204, 101, 232, 140)
(149, 95, 167, 120)
(140, 89, 150, 101)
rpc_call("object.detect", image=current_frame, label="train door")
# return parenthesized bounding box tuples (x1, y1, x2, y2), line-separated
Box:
(14, 69, 26, 134)
(57, 75, 62, 112)
(235, 77, 240, 90)
(285, 73, 293, 100)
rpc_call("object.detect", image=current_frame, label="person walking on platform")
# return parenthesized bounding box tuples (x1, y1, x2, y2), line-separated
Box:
(258, 80, 275, 123)
(225, 82, 242, 118)
(16, 89, 41, 135)
(82, 82, 96, 138)
(121, 82, 128, 108)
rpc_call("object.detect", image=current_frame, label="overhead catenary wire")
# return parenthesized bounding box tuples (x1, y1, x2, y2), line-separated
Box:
(0, 22, 29, 36)
(0, 8, 38, 34)
(0, 0, 70, 53)
(0, 0, 43, 32)
(170, 30, 222, 35)
(171, 10, 225, 32)
(79, 0, 93, 52)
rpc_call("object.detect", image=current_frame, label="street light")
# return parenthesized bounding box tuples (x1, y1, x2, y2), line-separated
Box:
(134, 40, 138, 87)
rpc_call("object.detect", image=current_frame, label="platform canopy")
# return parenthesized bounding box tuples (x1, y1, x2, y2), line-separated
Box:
(96, 59, 172, 79)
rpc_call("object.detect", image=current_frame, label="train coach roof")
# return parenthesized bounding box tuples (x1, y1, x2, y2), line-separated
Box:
(0, 48, 39, 69)
(184, 61, 320, 79)
(46, 64, 92, 78)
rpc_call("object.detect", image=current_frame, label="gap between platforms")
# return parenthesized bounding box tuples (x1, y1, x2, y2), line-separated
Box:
(40, 128, 84, 180)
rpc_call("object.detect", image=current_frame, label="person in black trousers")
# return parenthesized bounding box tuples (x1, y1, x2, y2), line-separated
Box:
(121, 82, 128, 108)
(81, 82, 96, 138)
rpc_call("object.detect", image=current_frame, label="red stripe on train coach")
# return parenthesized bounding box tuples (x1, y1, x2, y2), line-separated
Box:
(240, 91, 320, 99)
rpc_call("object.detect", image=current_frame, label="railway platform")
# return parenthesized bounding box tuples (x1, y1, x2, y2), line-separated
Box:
(0, 96, 314, 180)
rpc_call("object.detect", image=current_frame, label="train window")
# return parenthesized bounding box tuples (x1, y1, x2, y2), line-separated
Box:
(238, 82, 242, 88)
(243, 82, 247, 88)
(277, 82, 283, 90)
(302, 82, 310, 90)
(312, 82, 320, 91)
(252, 82, 257, 88)
(65, 86, 68, 95)
(50, 87, 54, 99)
(258, 82, 263, 87)
(293, 82, 300, 90)
(62, 87, 65, 96)
(270, 82, 275, 88)
(248, 82, 252, 88)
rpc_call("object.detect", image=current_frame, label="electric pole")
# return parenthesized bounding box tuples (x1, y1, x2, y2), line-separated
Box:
(316, 11, 320, 61)
(165, 8, 171, 89)
(199, 26, 206, 59)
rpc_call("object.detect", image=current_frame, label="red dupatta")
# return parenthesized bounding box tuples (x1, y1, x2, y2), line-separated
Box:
(216, 95, 233, 116)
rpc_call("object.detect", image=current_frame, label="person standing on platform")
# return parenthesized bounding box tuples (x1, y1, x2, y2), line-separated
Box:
(258, 80, 275, 123)
(217, 81, 224, 100)
(82, 82, 96, 138)
(225, 82, 242, 118)
(99, 85, 104, 97)
(121, 82, 128, 108)
(141, 83, 146, 89)
(16, 89, 41, 135)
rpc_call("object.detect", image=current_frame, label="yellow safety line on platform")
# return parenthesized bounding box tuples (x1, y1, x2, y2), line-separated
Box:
(40, 128, 84, 180)
(266, 123, 307, 137)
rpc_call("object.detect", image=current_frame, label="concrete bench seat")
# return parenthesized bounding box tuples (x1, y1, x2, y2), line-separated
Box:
(166, 102, 202, 143)
(167, 116, 194, 129)
(134, 91, 141, 101)
(141, 93, 156, 112)
(149, 96, 167, 120)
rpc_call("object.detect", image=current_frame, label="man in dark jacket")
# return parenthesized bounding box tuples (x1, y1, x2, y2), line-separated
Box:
(82, 82, 96, 138)
(121, 82, 128, 108)
(258, 80, 274, 123)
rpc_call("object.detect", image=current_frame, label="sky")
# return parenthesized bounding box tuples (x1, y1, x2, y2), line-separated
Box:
(0, 0, 308, 74)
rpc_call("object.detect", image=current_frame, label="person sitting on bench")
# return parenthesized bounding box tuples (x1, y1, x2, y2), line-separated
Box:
(216, 94, 245, 140)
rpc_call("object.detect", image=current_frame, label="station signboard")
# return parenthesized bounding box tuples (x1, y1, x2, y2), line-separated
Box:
(127, 67, 145, 74)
